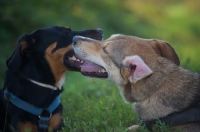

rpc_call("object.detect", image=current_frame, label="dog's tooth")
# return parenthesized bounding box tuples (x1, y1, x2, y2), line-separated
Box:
(70, 56, 76, 60)
(81, 61, 84, 63)
(76, 59, 80, 62)
(101, 69, 106, 73)
(98, 70, 101, 73)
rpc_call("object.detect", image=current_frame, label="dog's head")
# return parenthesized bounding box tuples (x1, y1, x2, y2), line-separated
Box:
(6, 26, 103, 88)
(72, 34, 179, 86)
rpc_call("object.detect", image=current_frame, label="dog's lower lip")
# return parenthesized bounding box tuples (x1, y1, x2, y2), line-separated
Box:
(81, 71, 108, 78)
(78, 60, 108, 78)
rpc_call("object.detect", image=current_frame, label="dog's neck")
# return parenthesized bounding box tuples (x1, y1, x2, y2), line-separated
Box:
(19, 71, 62, 90)
(4, 69, 63, 108)
(118, 58, 200, 121)
(133, 59, 198, 101)
(28, 78, 59, 90)
(134, 59, 200, 120)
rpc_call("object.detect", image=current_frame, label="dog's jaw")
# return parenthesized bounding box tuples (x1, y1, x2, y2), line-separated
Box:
(72, 37, 127, 85)
(73, 45, 109, 78)
(73, 45, 126, 86)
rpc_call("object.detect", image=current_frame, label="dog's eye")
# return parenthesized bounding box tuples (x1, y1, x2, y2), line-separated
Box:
(63, 32, 70, 36)
(103, 47, 108, 54)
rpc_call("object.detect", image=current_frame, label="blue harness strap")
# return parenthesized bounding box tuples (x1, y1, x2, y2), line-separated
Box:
(4, 89, 61, 129)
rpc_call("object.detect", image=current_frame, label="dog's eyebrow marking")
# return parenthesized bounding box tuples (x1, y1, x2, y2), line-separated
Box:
(103, 47, 108, 54)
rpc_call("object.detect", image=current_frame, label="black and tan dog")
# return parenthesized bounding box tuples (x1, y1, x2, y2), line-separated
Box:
(0, 26, 103, 132)
(71, 34, 200, 131)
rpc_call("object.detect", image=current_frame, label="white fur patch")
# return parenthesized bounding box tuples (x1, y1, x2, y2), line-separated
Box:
(56, 75, 65, 90)
(29, 79, 58, 90)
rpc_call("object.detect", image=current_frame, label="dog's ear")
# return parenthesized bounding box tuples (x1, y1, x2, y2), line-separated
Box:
(150, 40, 180, 65)
(122, 55, 153, 83)
(6, 34, 37, 72)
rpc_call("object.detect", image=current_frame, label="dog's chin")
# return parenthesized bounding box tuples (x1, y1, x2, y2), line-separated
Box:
(81, 71, 108, 78)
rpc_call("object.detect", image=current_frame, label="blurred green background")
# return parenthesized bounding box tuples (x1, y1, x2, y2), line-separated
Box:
(1, 0, 200, 86)
(0, 0, 200, 131)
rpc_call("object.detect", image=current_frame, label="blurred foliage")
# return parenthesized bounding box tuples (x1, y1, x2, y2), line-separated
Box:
(0, 0, 200, 131)
(1, 0, 200, 86)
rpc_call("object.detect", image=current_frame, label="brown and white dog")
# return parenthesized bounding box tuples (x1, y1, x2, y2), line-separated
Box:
(71, 34, 200, 131)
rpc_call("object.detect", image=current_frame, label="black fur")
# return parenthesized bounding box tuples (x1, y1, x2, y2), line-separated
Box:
(0, 26, 103, 132)
(140, 106, 200, 131)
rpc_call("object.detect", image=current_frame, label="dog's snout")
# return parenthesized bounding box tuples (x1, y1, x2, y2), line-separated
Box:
(73, 36, 83, 46)
(73, 36, 90, 46)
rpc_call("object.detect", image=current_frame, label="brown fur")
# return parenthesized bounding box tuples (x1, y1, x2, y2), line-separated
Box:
(45, 42, 72, 88)
(18, 122, 37, 132)
(20, 41, 28, 52)
(49, 113, 62, 130)
(73, 34, 200, 131)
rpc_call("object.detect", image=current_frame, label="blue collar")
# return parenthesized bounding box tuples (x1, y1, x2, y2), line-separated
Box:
(4, 89, 60, 116)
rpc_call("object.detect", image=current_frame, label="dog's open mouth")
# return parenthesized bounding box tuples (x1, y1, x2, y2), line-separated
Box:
(64, 29, 103, 71)
(79, 60, 108, 78)
(66, 53, 108, 78)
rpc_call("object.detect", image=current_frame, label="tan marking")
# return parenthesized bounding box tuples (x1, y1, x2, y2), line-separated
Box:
(18, 121, 37, 132)
(49, 113, 62, 130)
(45, 42, 72, 88)
(65, 26, 70, 29)
(20, 41, 28, 51)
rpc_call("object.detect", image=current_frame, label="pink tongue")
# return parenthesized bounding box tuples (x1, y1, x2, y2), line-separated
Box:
(80, 61, 103, 72)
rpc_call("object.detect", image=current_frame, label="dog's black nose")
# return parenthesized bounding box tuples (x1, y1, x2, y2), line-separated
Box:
(73, 36, 84, 46)
(96, 28, 103, 35)
(73, 36, 78, 44)
(73, 36, 78, 46)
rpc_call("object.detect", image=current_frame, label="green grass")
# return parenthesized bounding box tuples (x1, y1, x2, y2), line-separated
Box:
(61, 72, 137, 132)
(61, 72, 174, 132)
